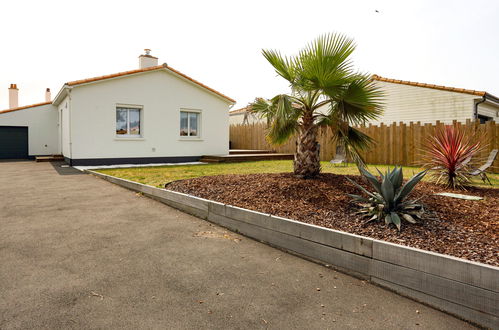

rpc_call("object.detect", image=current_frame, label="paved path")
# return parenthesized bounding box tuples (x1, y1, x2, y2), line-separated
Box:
(0, 161, 475, 329)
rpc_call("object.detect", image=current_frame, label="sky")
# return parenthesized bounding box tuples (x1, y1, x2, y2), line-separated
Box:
(1, 0, 498, 110)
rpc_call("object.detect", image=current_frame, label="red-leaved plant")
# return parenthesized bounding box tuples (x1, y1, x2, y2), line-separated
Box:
(423, 125, 483, 189)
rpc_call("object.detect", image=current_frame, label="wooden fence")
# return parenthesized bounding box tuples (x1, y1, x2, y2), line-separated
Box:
(229, 120, 499, 173)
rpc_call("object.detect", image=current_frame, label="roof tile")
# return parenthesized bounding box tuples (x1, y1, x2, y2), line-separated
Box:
(230, 106, 251, 114)
(66, 64, 235, 103)
(372, 74, 487, 96)
(0, 101, 51, 114)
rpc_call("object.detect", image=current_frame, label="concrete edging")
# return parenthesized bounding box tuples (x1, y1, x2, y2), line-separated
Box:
(88, 170, 499, 328)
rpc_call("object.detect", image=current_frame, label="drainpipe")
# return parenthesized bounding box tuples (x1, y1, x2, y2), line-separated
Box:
(473, 95, 486, 121)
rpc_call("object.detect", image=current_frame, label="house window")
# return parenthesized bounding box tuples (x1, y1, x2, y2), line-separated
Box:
(116, 107, 141, 136)
(180, 110, 200, 137)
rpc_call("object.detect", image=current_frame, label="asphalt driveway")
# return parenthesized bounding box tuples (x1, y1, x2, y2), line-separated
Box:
(0, 161, 475, 329)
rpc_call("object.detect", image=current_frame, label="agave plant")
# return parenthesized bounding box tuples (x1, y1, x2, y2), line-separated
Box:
(347, 166, 427, 231)
(423, 125, 483, 189)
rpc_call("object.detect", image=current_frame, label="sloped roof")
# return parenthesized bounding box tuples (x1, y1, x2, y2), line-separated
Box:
(230, 102, 303, 115)
(65, 64, 235, 103)
(0, 101, 51, 115)
(66, 65, 163, 86)
(372, 74, 487, 97)
(230, 106, 251, 114)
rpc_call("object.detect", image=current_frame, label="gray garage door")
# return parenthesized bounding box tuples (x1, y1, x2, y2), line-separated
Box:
(0, 126, 29, 159)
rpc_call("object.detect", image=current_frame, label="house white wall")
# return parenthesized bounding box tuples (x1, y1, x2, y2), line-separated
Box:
(230, 113, 244, 125)
(0, 104, 58, 156)
(370, 80, 478, 125)
(477, 101, 499, 121)
(67, 70, 230, 162)
(58, 96, 71, 157)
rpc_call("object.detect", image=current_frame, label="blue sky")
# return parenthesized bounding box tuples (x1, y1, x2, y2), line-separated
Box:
(1, 0, 498, 109)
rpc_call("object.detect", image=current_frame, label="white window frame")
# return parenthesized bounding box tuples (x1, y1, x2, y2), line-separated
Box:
(116, 104, 143, 138)
(179, 109, 202, 139)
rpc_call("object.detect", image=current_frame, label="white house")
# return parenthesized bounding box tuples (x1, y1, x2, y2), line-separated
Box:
(229, 75, 499, 125)
(0, 50, 236, 165)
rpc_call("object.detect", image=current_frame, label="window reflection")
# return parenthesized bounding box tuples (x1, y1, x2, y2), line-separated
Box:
(116, 107, 141, 136)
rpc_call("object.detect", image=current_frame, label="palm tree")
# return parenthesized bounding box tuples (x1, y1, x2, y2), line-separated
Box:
(250, 33, 383, 178)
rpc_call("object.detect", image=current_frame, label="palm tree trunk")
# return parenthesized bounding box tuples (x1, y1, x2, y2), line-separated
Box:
(294, 117, 320, 178)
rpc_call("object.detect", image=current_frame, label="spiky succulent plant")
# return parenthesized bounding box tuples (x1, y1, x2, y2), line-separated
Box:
(423, 125, 483, 189)
(347, 166, 427, 231)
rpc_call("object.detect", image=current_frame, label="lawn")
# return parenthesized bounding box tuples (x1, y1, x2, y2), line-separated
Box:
(96, 160, 499, 188)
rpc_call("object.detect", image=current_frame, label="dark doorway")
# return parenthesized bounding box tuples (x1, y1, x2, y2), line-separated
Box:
(0, 126, 29, 159)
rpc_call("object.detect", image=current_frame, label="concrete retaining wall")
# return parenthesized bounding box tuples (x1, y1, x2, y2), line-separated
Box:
(88, 170, 499, 328)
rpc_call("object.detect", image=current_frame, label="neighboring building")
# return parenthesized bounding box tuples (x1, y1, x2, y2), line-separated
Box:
(229, 106, 263, 125)
(0, 101, 56, 158)
(229, 75, 499, 125)
(371, 75, 499, 125)
(0, 50, 235, 164)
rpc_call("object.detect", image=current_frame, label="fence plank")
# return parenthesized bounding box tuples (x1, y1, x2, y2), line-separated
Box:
(229, 121, 499, 173)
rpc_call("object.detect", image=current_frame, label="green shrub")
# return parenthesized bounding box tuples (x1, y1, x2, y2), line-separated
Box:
(347, 166, 427, 231)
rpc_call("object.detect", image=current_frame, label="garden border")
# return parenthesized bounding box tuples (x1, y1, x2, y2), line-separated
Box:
(88, 170, 498, 328)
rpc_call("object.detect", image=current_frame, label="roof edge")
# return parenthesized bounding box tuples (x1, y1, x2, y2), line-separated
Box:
(62, 64, 235, 104)
(164, 66, 236, 104)
(0, 101, 52, 115)
(66, 65, 166, 86)
(484, 92, 499, 104)
(372, 74, 487, 97)
(230, 106, 251, 114)
(52, 85, 69, 106)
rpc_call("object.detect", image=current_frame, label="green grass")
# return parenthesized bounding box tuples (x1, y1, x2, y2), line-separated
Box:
(96, 160, 499, 189)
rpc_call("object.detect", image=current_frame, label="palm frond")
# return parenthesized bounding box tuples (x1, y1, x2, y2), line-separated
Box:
(332, 125, 374, 167)
(249, 95, 302, 145)
(298, 33, 356, 91)
(249, 97, 274, 123)
(268, 119, 299, 145)
(261, 49, 296, 84)
(331, 74, 384, 126)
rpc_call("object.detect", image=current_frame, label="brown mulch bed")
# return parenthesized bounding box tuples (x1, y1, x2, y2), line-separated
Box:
(166, 173, 499, 266)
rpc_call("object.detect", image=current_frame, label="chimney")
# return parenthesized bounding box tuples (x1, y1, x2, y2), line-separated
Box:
(138, 49, 158, 69)
(45, 88, 51, 102)
(8, 84, 19, 109)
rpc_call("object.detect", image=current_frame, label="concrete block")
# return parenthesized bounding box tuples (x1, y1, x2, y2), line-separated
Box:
(156, 189, 209, 212)
(269, 215, 373, 257)
(212, 204, 373, 258)
(224, 205, 271, 227)
(371, 259, 498, 316)
(89, 171, 142, 192)
(207, 212, 372, 278)
(372, 277, 498, 329)
(207, 212, 241, 233)
(138, 184, 157, 197)
(373, 240, 499, 292)
(159, 198, 208, 220)
(208, 200, 225, 216)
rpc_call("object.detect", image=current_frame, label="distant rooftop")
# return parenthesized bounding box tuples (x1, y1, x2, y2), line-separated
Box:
(371, 74, 491, 97)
